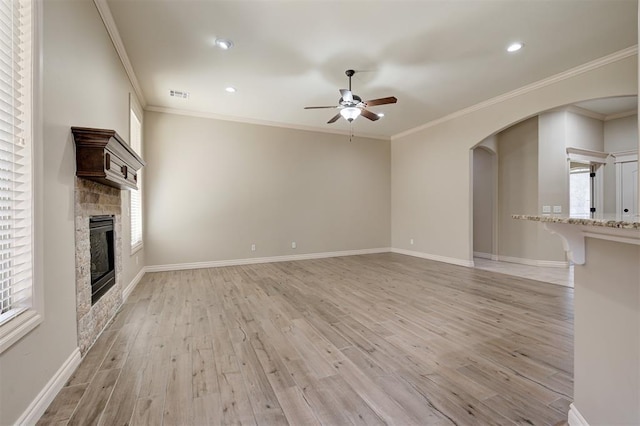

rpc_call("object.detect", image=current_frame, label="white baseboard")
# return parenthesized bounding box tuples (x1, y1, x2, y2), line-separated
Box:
(391, 248, 474, 268)
(473, 251, 498, 260)
(14, 347, 81, 425)
(568, 403, 589, 426)
(123, 266, 147, 301)
(496, 255, 569, 268)
(146, 248, 392, 272)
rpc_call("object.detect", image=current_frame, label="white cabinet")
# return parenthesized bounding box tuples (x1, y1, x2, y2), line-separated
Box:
(619, 161, 637, 216)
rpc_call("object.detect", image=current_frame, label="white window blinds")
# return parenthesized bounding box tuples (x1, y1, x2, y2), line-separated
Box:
(130, 109, 142, 249)
(0, 0, 33, 325)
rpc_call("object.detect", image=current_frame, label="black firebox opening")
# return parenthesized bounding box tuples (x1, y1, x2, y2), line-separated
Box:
(89, 215, 115, 305)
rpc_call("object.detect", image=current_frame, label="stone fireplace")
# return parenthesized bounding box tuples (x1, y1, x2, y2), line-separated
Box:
(74, 178, 123, 355)
(72, 127, 145, 355)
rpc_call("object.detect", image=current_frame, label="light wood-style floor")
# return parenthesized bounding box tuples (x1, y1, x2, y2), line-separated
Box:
(38, 253, 574, 425)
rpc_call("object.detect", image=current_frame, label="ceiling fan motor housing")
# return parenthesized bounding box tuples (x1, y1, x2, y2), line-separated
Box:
(339, 94, 362, 106)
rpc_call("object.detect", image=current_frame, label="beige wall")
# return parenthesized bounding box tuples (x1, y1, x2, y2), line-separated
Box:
(391, 55, 637, 264)
(472, 147, 494, 255)
(0, 1, 146, 423)
(497, 118, 540, 259)
(537, 111, 571, 262)
(144, 111, 391, 267)
(574, 237, 640, 424)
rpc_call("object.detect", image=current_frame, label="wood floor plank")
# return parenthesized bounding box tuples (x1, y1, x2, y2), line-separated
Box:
(162, 352, 193, 426)
(67, 369, 120, 426)
(218, 371, 257, 425)
(66, 330, 117, 386)
(274, 386, 320, 426)
(320, 374, 386, 426)
(40, 253, 573, 425)
(137, 336, 171, 398)
(97, 354, 144, 426)
(36, 384, 87, 425)
(192, 393, 223, 425)
(130, 398, 164, 426)
(192, 345, 219, 397)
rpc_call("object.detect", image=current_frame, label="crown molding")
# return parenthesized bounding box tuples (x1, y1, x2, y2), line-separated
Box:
(604, 109, 637, 121)
(392, 45, 638, 140)
(554, 105, 606, 121)
(540, 105, 637, 122)
(145, 105, 391, 141)
(93, 0, 147, 107)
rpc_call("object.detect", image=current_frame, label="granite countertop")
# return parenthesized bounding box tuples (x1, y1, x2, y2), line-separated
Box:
(512, 214, 640, 230)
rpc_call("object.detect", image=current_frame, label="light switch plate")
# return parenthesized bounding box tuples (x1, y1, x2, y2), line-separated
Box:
(553, 206, 562, 213)
(542, 206, 551, 213)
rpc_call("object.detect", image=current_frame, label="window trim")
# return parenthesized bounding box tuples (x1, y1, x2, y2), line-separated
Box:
(129, 94, 143, 253)
(0, 0, 44, 354)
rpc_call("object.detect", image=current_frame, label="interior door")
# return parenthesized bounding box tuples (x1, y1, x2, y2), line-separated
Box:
(620, 161, 638, 216)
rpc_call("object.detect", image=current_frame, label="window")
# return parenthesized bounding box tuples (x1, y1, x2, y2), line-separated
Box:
(0, 0, 40, 353)
(569, 163, 591, 218)
(130, 106, 142, 250)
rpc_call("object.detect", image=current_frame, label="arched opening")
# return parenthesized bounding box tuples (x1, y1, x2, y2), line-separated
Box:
(469, 95, 637, 287)
(472, 143, 497, 261)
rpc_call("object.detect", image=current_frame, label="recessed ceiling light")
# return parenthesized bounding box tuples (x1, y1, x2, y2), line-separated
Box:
(225, 87, 236, 93)
(215, 38, 234, 50)
(507, 42, 524, 53)
(377, 113, 385, 118)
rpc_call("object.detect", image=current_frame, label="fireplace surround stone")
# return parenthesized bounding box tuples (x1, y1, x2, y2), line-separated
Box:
(75, 178, 122, 355)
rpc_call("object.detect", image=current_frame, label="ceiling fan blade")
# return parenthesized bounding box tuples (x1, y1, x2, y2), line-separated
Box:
(364, 96, 397, 107)
(360, 108, 380, 121)
(327, 113, 341, 124)
(304, 106, 338, 109)
(340, 89, 353, 103)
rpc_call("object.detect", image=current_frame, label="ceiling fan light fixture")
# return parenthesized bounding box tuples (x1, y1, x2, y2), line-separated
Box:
(215, 38, 234, 50)
(340, 107, 361, 122)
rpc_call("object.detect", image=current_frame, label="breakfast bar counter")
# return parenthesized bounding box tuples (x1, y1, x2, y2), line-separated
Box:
(514, 214, 640, 425)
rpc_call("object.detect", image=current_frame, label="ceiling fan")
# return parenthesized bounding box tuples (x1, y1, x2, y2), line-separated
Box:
(304, 69, 397, 124)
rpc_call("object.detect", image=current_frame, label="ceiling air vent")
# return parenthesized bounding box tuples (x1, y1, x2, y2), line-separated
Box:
(170, 90, 189, 99)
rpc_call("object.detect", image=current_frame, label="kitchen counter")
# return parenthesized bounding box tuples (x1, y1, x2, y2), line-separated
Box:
(512, 214, 640, 229)
(514, 213, 640, 425)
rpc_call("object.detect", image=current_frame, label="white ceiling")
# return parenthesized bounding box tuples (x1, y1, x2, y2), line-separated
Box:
(106, 0, 638, 139)
(574, 96, 638, 116)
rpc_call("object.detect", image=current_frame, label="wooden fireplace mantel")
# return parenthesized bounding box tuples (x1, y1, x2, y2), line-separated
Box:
(72, 127, 146, 190)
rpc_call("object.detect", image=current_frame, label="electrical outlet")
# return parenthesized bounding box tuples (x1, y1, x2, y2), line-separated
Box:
(542, 205, 551, 213)
(291, 242, 297, 249)
(410, 238, 414, 245)
(553, 206, 562, 213)
(251, 244, 256, 252)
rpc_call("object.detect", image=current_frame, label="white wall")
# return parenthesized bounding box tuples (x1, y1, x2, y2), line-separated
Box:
(391, 54, 637, 265)
(603, 115, 638, 213)
(605, 114, 637, 153)
(0, 1, 146, 423)
(566, 112, 605, 152)
(144, 111, 391, 267)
